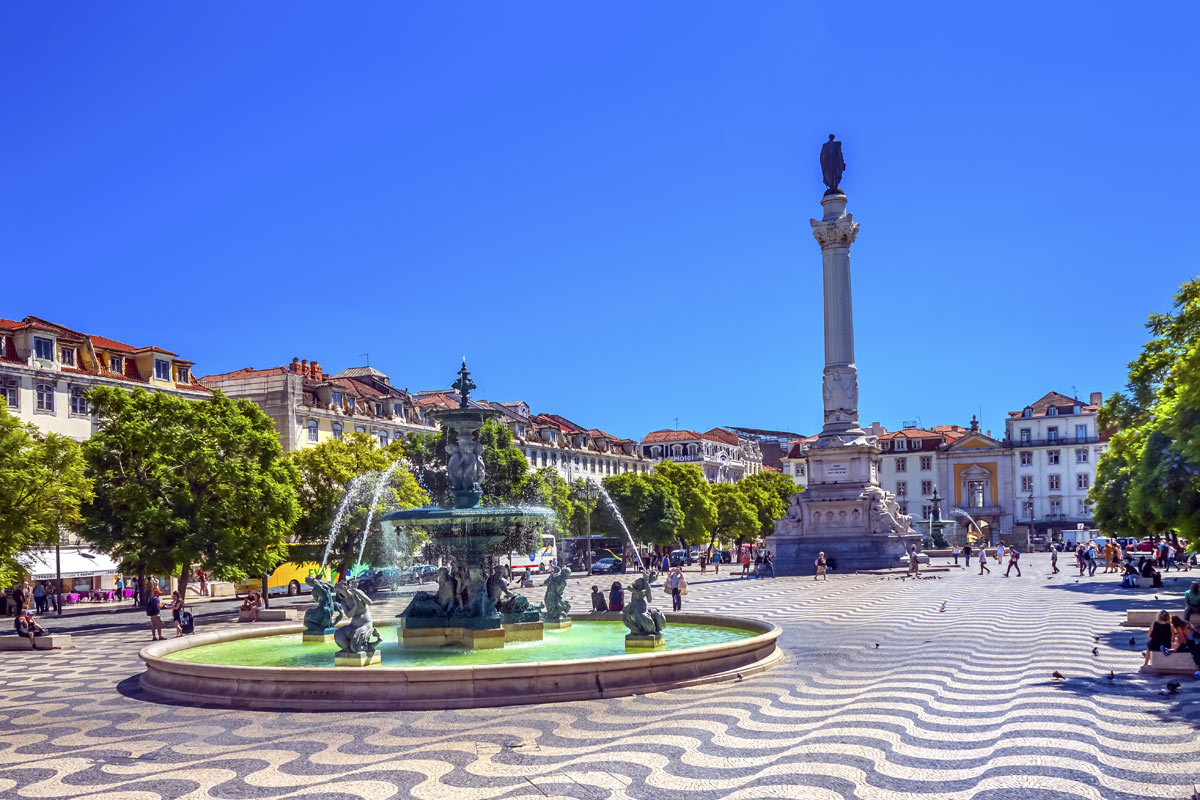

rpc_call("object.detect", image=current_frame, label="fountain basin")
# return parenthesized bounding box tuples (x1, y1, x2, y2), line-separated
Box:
(138, 613, 782, 711)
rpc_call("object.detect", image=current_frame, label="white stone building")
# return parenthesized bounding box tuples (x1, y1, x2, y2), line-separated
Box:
(201, 359, 437, 451)
(638, 428, 764, 483)
(0, 315, 208, 441)
(1005, 391, 1108, 539)
(876, 425, 968, 520)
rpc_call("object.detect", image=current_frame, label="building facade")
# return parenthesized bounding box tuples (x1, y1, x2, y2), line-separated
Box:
(1005, 391, 1107, 539)
(201, 358, 437, 451)
(0, 315, 208, 441)
(876, 425, 968, 521)
(638, 428, 764, 483)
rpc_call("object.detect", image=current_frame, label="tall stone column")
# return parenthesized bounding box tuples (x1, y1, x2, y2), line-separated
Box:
(811, 193, 866, 443)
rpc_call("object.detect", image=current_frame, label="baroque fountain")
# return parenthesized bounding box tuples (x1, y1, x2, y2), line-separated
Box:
(136, 363, 781, 710)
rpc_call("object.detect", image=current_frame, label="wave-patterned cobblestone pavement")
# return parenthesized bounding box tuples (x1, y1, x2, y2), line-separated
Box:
(1, 555, 1197, 799)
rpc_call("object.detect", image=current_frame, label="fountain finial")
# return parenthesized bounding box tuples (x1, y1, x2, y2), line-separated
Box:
(452, 358, 476, 408)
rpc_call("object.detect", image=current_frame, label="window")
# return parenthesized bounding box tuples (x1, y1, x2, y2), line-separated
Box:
(1048, 450, 1060, 465)
(1020, 428, 1031, 443)
(307, 420, 319, 442)
(968, 480, 985, 508)
(355, 425, 366, 434)
(332, 422, 343, 440)
(34, 337, 54, 360)
(921, 480, 932, 495)
(1076, 472, 1090, 489)
(1020, 475, 1033, 492)
(1022, 407, 1033, 418)
(896, 457, 907, 472)
(1049, 499, 1061, 515)
(1020, 451, 1032, 466)
(1047, 426, 1059, 442)
(1076, 424, 1088, 440)
(69, 386, 88, 415)
(35, 382, 54, 412)
(332, 392, 343, 406)
(1075, 448, 1088, 463)
(1078, 499, 1090, 515)
(155, 359, 170, 380)
(894, 438, 907, 451)
(1022, 500, 1034, 519)
(59, 348, 75, 367)
(109, 355, 123, 374)
(1048, 474, 1060, 490)
(374, 403, 383, 417)
(394, 403, 403, 417)
(922, 505, 932, 519)
(920, 456, 931, 471)
(1048, 406, 1058, 416)
(896, 481, 907, 497)
(0, 376, 17, 409)
(347, 397, 356, 411)
(177, 366, 189, 383)
(378, 431, 388, 446)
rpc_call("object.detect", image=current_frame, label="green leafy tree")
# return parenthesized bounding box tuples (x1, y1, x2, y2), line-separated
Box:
(81, 387, 301, 605)
(709, 483, 758, 552)
(600, 472, 683, 546)
(405, 419, 529, 507)
(1091, 278, 1200, 547)
(520, 466, 579, 537)
(0, 400, 93, 586)
(653, 460, 717, 548)
(289, 433, 428, 578)
(738, 471, 797, 540)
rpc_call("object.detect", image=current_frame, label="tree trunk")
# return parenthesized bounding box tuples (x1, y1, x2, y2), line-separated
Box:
(177, 563, 191, 611)
(136, 562, 146, 609)
(261, 575, 270, 609)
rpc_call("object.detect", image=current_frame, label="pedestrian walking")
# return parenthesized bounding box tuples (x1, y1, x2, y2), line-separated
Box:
(147, 589, 164, 641)
(978, 549, 990, 575)
(815, 552, 828, 581)
(908, 545, 920, 576)
(963, 544, 972, 567)
(952, 544, 959, 565)
(1051, 547, 1059, 574)
(1086, 543, 1098, 576)
(115, 576, 125, 603)
(763, 551, 775, 578)
(699, 553, 708, 574)
(741, 550, 751, 577)
(753, 552, 763, 578)
(996, 542, 1006, 568)
(1004, 546, 1022, 577)
(197, 568, 208, 597)
(169, 591, 184, 638)
(132, 577, 141, 606)
(32, 582, 46, 614)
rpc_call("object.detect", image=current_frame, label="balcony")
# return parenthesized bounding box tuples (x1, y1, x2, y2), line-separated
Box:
(1008, 436, 1099, 448)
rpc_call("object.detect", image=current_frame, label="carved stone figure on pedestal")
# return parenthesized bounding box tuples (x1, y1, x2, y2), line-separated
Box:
(303, 576, 337, 635)
(622, 572, 666, 636)
(333, 583, 382, 655)
(820, 134, 846, 194)
(541, 566, 571, 623)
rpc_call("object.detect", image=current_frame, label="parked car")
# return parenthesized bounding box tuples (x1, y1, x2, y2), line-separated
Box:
(591, 557, 624, 574)
(1115, 537, 1140, 551)
(670, 549, 689, 567)
(357, 567, 403, 596)
(1135, 538, 1157, 552)
(402, 564, 440, 585)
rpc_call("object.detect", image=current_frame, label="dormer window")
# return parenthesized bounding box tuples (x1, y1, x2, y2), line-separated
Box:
(393, 403, 403, 417)
(374, 402, 383, 416)
(332, 391, 343, 406)
(154, 359, 170, 380)
(176, 366, 189, 383)
(109, 355, 123, 374)
(895, 438, 907, 451)
(1048, 406, 1058, 416)
(1023, 407, 1033, 418)
(59, 348, 75, 367)
(34, 337, 54, 360)
(347, 397, 356, 411)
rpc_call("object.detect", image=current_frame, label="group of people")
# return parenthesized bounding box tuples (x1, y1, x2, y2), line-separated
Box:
(949, 542, 1024, 577)
(9, 581, 59, 614)
(590, 566, 690, 613)
(146, 589, 187, 640)
(12, 608, 49, 649)
(239, 590, 264, 621)
(1145, 604, 1200, 677)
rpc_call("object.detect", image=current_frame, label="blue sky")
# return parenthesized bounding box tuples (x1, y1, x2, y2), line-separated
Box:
(2, 4, 1197, 441)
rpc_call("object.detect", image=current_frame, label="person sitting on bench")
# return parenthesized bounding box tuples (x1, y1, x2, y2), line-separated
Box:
(1139, 557, 1163, 588)
(1184, 582, 1200, 622)
(240, 591, 263, 621)
(14, 610, 48, 650)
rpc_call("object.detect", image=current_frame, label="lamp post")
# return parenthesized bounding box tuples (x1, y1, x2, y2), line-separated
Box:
(1028, 490, 1035, 549)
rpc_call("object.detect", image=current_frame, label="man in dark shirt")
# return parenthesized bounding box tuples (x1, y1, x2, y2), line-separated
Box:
(147, 589, 164, 641)
(14, 611, 48, 649)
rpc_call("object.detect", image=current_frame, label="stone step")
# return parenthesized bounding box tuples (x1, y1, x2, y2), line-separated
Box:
(0, 634, 72, 651)
(1139, 650, 1199, 675)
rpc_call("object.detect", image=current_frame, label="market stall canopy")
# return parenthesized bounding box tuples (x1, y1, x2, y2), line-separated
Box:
(17, 549, 118, 580)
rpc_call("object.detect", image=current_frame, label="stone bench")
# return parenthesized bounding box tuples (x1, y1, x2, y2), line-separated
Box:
(1140, 649, 1198, 675)
(237, 608, 294, 623)
(1121, 609, 1198, 627)
(0, 634, 72, 651)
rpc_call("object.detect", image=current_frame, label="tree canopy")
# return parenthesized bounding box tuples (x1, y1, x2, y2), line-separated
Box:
(404, 418, 529, 507)
(1090, 278, 1200, 545)
(0, 399, 93, 586)
(289, 433, 427, 577)
(709, 483, 758, 548)
(738, 471, 797, 540)
(80, 387, 301, 601)
(600, 471, 683, 546)
(653, 460, 717, 547)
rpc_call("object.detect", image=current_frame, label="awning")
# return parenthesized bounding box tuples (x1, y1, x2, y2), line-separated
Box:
(16, 549, 119, 580)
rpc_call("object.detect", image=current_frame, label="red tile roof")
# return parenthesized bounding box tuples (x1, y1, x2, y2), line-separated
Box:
(200, 366, 290, 382)
(641, 429, 703, 443)
(702, 427, 739, 445)
(1007, 391, 1097, 418)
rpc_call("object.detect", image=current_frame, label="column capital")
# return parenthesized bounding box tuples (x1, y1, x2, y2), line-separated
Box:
(810, 214, 859, 249)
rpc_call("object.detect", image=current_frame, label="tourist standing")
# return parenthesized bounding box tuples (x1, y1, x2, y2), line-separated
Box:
(32, 582, 46, 614)
(996, 542, 1006, 569)
(1051, 547, 1060, 574)
(741, 550, 751, 577)
(908, 545, 920, 577)
(666, 567, 686, 611)
(952, 544, 959, 565)
(963, 544, 972, 568)
(115, 576, 125, 603)
(978, 548, 990, 575)
(1004, 546, 1021, 577)
(815, 552, 828, 581)
(699, 552, 708, 575)
(197, 568, 208, 597)
(1086, 542, 1098, 576)
(762, 551, 775, 578)
(169, 591, 184, 638)
(147, 589, 164, 641)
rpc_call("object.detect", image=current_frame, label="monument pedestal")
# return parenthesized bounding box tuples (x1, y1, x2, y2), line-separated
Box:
(302, 629, 336, 643)
(335, 651, 381, 667)
(625, 633, 664, 650)
(399, 625, 506, 649)
(542, 619, 572, 630)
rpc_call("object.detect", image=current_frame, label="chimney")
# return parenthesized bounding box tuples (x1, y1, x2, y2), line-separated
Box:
(1090, 391, 1102, 407)
(311, 361, 322, 381)
(289, 357, 300, 373)
(301, 359, 310, 378)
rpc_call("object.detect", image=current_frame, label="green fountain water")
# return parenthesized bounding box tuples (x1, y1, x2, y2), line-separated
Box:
(165, 620, 750, 668)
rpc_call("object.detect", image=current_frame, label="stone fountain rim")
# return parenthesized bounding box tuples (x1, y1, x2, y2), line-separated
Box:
(136, 613, 782, 710)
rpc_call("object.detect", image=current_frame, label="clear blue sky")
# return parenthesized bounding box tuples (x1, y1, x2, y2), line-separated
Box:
(3, 4, 1197, 441)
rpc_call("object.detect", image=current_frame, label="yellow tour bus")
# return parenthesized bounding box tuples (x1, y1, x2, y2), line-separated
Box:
(235, 561, 333, 598)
